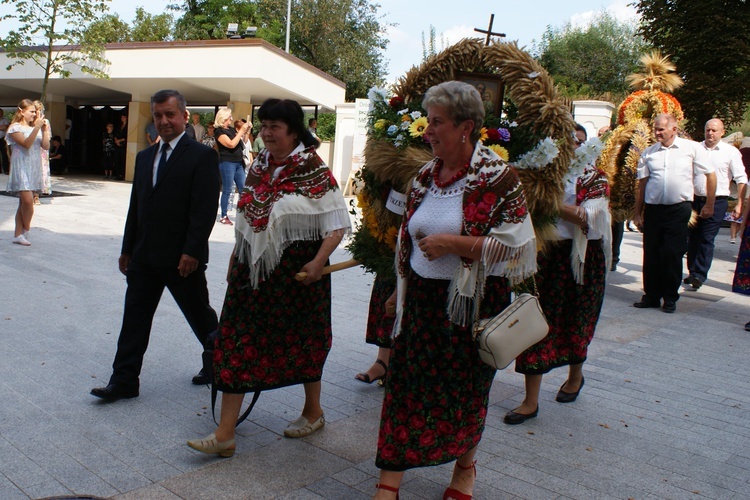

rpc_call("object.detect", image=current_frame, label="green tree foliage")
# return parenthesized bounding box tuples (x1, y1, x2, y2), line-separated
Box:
(533, 11, 650, 101)
(276, 0, 388, 101)
(168, 0, 261, 41)
(636, 0, 750, 135)
(305, 113, 336, 141)
(83, 8, 173, 44)
(130, 8, 174, 42)
(0, 0, 111, 104)
(83, 13, 131, 44)
(168, 0, 389, 102)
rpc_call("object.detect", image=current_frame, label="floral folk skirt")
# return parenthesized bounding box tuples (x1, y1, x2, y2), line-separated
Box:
(213, 240, 332, 393)
(365, 273, 396, 348)
(515, 239, 606, 374)
(732, 225, 750, 295)
(376, 271, 510, 471)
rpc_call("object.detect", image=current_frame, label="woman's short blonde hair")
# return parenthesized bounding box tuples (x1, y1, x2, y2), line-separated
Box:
(214, 107, 232, 129)
(422, 81, 485, 143)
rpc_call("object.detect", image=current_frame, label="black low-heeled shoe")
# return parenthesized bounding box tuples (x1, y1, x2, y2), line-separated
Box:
(556, 377, 585, 403)
(503, 406, 538, 425)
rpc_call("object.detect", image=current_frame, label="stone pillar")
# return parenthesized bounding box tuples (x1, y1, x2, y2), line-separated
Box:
(124, 100, 153, 181)
(45, 95, 66, 143)
(227, 101, 254, 124)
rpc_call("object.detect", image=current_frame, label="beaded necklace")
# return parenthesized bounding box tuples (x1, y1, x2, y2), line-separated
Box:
(432, 158, 470, 188)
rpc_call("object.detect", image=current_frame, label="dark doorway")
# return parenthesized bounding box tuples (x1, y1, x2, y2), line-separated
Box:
(68, 106, 128, 173)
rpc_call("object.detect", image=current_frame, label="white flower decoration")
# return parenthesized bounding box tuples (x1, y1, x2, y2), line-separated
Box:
(367, 87, 388, 103)
(528, 71, 540, 79)
(513, 137, 560, 170)
(410, 111, 422, 120)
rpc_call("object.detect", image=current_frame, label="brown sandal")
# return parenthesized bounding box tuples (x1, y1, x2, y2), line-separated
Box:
(355, 358, 388, 384)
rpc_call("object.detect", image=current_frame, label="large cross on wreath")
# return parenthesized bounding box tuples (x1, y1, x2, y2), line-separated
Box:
(474, 14, 506, 46)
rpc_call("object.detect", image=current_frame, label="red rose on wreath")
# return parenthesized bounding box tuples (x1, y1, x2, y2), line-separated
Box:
(389, 96, 404, 108)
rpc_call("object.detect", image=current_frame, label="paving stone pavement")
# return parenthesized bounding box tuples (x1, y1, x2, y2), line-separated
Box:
(1, 173, 749, 500)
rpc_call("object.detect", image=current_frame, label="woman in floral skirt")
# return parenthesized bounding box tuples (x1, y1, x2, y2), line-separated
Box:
(354, 274, 395, 384)
(187, 98, 350, 457)
(732, 189, 750, 330)
(373, 81, 537, 500)
(504, 124, 611, 425)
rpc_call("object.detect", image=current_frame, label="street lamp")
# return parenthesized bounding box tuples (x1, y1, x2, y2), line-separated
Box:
(285, 0, 291, 53)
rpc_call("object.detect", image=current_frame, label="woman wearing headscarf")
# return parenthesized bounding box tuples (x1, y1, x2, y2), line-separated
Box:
(187, 98, 351, 456)
(504, 124, 611, 425)
(373, 81, 537, 500)
(6, 98, 50, 246)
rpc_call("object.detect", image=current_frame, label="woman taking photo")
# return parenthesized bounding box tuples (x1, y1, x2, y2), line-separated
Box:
(504, 124, 610, 425)
(214, 107, 252, 225)
(373, 81, 537, 500)
(6, 98, 50, 246)
(187, 98, 350, 456)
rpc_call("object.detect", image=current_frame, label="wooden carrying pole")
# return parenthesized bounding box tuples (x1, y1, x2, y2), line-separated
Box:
(294, 259, 360, 281)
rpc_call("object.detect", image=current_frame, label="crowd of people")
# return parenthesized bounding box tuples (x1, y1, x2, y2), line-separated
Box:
(3, 78, 749, 499)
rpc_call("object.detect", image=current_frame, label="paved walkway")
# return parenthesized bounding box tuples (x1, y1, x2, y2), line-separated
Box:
(0, 173, 748, 500)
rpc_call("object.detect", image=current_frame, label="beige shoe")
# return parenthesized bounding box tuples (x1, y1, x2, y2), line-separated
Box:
(187, 433, 235, 457)
(283, 414, 325, 438)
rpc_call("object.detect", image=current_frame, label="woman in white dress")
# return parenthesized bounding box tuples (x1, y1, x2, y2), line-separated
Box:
(6, 99, 50, 246)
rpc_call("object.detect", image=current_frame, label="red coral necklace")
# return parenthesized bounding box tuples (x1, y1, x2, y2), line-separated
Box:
(433, 159, 469, 188)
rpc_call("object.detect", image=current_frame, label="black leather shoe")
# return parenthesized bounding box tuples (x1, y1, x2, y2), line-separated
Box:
(683, 275, 692, 284)
(744, 321, 750, 331)
(192, 369, 210, 385)
(633, 296, 660, 308)
(690, 277, 702, 290)
(503, 406, 539, 425)
(662, 301, 676, 313)
(90, 384, 139, 401)
(556, 377, 585, 403)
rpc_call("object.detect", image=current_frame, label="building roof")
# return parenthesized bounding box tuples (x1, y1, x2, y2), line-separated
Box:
(0, 38, 346, 111)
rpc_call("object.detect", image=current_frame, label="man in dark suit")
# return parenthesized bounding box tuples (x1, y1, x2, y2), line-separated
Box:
(91, 89, 220, 401)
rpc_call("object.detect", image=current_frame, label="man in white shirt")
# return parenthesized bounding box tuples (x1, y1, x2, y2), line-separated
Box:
(686, 119, 747, 290)
(633, 113, 716, 313)
(191, 113, 205, 142)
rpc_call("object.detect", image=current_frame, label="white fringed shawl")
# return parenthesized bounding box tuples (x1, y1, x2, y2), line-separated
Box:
(234, 144, 351, 288)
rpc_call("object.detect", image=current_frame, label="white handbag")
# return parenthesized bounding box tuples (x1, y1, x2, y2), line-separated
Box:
(473, 292, 549, 370)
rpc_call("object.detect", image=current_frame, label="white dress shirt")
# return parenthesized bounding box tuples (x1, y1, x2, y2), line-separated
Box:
(694, 140, 747, 197)
(637, 136, 713, 205)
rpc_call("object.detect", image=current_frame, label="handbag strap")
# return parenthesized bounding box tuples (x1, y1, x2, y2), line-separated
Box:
(211, 383, 261, 427)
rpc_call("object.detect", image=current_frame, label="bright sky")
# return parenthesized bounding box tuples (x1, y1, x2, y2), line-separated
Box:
(0, 0, 638, 84)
